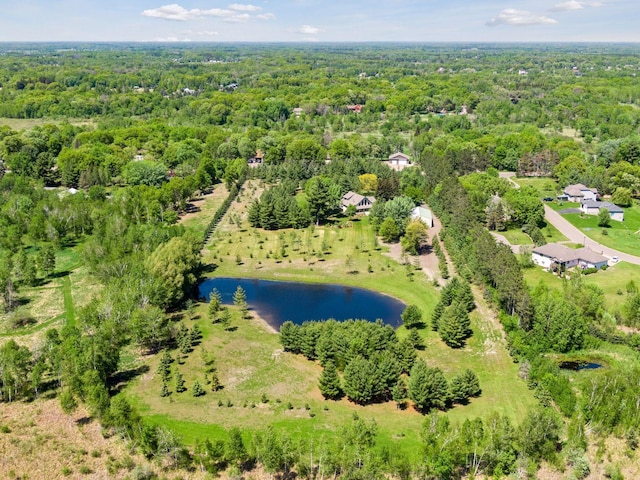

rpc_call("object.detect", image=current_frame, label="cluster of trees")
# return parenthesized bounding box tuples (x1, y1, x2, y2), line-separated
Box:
(431, 277, 475, 348)
(248, 182, 311, 230)
(280, 319, 481, 411)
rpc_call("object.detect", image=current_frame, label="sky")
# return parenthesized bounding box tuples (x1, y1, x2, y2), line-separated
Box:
(0, 0, 638, 43)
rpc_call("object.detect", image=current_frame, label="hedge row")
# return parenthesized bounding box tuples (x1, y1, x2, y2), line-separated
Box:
(202, 176, 246, 246)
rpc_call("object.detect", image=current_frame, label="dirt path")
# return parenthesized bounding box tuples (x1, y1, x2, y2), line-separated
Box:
(383, 214, 451, 285)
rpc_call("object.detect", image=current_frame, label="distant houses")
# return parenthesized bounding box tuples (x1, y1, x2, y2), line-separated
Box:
(387, 152, 412, 171)
(341, 191, 375, 214)
(559, 183, 598, 202)
(247, 149, 264, 167)
(532, 243, 609, 271)
(580, 200, 624, 221)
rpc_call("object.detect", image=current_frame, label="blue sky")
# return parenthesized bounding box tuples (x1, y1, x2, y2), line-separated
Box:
(0, 0, 638, 42)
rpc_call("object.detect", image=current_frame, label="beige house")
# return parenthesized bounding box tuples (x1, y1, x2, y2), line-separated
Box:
(387, 152, 412, 171)
(560, 184, 598, 202)
(341, 191, 375, 214)
(532, 243, 608, 271)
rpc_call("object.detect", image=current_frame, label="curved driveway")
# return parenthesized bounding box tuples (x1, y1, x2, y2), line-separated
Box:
(544, 205, 640, 266)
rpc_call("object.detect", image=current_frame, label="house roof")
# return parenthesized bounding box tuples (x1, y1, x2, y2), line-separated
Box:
(581, 200, 624, 213)
(412, 206, 433, 222)
(388, 152, 410, 161)
(564, 183, 597, 197)
(532, 243, 607, 265)
(341, 191, 375, 208)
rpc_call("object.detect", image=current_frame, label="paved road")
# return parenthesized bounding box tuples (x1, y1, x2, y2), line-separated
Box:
(544, 205, 640, 265)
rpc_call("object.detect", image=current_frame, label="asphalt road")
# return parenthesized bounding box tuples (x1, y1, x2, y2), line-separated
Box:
(543, 205, 640, 266)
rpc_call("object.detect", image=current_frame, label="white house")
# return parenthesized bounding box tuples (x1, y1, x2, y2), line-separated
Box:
(411, 206, 434, 228)
(562, 184, 598, 202)
(532, 243, 608, 271)
(580, 200, 624, 222)
(341, 191, 375, 214)
(387, 152, 412, 171)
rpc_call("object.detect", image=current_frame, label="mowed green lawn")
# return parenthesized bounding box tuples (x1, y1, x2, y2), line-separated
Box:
(523, 261, 640, 311)
(513, 177, 559, 198)
(558, 204, 640, 255)
(124, 182, 536, 454)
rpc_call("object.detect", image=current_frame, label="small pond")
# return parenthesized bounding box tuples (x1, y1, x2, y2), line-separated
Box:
(559, 361, 603, 371)
(199, 277, 406, 330)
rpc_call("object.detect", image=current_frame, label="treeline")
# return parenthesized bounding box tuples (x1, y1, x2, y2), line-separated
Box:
(280, 319, 481, 411)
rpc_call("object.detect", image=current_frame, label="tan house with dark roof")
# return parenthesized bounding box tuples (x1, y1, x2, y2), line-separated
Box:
(532, 243, 608, 271)
(341, 191, 375, 213)
(561, 184, 598, 202)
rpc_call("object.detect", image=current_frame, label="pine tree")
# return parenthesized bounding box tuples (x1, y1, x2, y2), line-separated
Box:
(408, 360, 449, 413)
(233, 286, 248, 318)
(439, 301, 472, 348)
(192, 380, 205, 397)
(208, 288, 222, 321)
(36, 245, 56, 279)
(160, 381, 170, 397)
(157, 350, 173, 381)
(391, 376, 408, 409)
(407, 329, 424, 350)
(175, 371, 186, 393)
(190, 324, 202, 345)
(456, 281, 476, 312)
(220, 308, 232, 331)
(318, 360, 342, 400)
(431, 301, 444, 331)
(210, 372, 221, 391)
(401, 304, 423, 329)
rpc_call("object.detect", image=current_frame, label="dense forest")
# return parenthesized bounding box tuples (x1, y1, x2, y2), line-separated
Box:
(1, 43, 640, 479)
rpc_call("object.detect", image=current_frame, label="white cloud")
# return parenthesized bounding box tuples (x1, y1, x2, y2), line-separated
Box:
(550, 1, 606, 12)
(297, 25, 323, 35)
(142, 3, 272, 23)
(257, 13, 276, 20)
(228, 3, 261, 12)
(487, 8, 558, 27)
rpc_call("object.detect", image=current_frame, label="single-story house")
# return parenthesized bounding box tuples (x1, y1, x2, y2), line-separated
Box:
(411, 206, 434, 228)
(341, 191, 375, 214)
(532, 243, 608, 271)
(580, 200, 624, 221)
(248, 149, 264, 167)
(387, 152, 412, 171)
(562, 184, 598, 202)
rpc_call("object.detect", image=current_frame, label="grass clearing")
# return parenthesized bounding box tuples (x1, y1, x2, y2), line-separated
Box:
(0, 117, 95, 131)
(523, 261, 640, 311)
(513, 177, 559, 198)
(179, 185, 230, 237)
(125, 180, 537, 454)
(502, 228, 532, 245)
(556, 204, 640, 255)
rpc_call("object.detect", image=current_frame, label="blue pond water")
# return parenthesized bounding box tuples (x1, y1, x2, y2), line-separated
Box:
(199, 277, 406, 330)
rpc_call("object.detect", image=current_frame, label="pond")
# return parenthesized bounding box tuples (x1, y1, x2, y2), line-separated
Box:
(199, 277, 406, 330)
(558, 361, 603, 371)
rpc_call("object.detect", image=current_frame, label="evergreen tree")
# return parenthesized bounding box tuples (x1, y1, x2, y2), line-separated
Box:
(439, 301, 472, 348)
(192, 380, 205, 397)
(36, 245, 56, 279)
(449, 369, 481, 404)
(401, 304, 423, 329)
(457, 281, 476, 312)
(210, 372, 221, 391)
(391, 376, 408, 409)
(431, 301, 444, 331)
(318, 360, 342, 400)
(208, 288, 222, 321)
(407, 329, 425, 350)
(394, 338, 417, 374)
(161, 381, 170, 397)
(343, 356, 375, 405)
(233, 286, 248, 318)
(175, 371, 186, 393)
(247, 200, 261, 227)
(220, 308, 232, 331)
(408, 360, 449, 413)
(157, 350, 173, 381)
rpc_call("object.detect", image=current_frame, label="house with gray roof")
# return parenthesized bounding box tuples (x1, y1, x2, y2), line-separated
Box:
(561, 183, 598, 202)
(580, 200, 624, 221)
(341, 191, 375, 214)
(532, 243, 608, 271)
